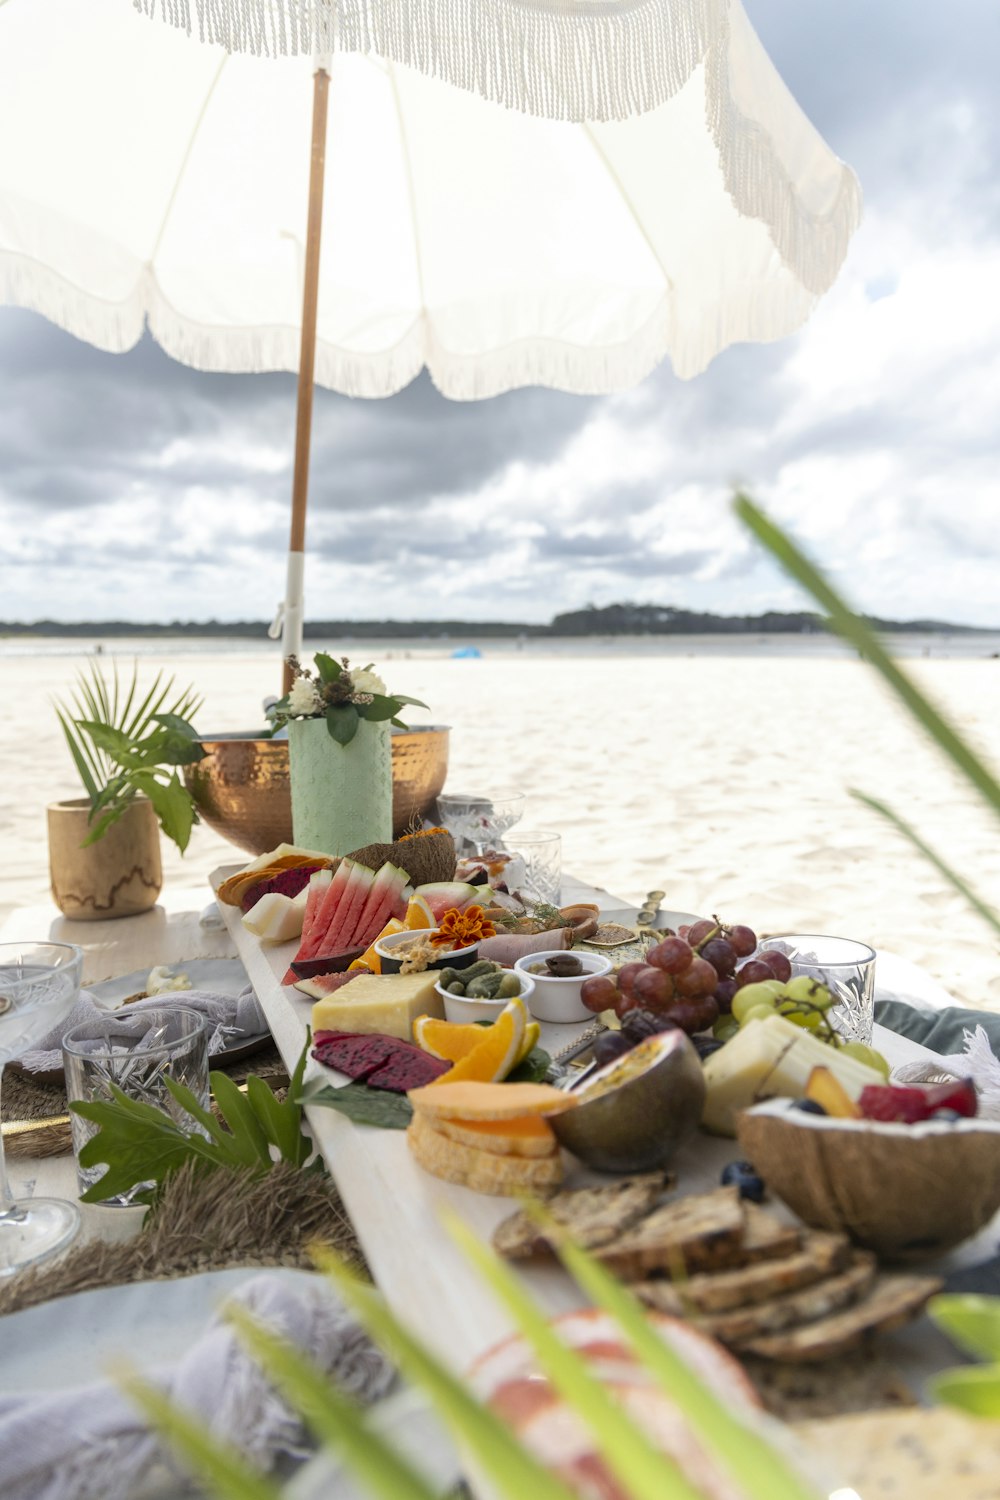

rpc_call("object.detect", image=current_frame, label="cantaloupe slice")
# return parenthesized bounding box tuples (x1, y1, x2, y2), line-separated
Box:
(408, 1080, 577, 1122)
(434, 1114, 557, 1159)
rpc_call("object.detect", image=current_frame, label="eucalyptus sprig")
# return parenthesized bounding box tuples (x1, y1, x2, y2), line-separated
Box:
(266, 653, 428, 746)
(69, 1040, 315, 1204)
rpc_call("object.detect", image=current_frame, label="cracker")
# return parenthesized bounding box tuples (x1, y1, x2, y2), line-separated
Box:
(407, 1112, 563, 1196)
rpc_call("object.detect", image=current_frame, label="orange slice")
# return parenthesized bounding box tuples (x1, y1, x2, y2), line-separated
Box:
(413, 1014, 491, 1062)
(351, 917, 404, 975)
(404, 894, 436, 930)
(426, 998, 526, 1085)
(409, 1081, 577, 1122)
(516, 1020, 541, 1065)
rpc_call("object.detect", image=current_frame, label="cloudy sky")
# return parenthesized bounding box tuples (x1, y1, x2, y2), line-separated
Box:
(2, 0, 998, 628)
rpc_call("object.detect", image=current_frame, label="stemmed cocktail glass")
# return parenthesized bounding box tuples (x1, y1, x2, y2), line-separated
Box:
(437, 790, 526, 855)
(0, 942, 84, 1275)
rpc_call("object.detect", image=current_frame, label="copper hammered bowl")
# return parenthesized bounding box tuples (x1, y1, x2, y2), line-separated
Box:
(184, 726, 450, 856)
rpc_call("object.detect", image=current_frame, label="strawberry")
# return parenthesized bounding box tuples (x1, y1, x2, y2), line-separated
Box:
(924, 1077, 978, 1117)
(858, 1085, 937, 1123)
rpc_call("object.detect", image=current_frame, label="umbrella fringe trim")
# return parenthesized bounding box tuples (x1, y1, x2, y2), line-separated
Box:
(705, 23, 863, 298)
(1, 251, 821, 394)
(135, 0, 726, 123)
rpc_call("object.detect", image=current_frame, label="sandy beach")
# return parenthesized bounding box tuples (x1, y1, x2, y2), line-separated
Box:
(2, 641, 998, 1010)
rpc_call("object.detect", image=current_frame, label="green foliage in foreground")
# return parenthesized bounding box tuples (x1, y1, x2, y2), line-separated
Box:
(123, 1223, 819, 1500)
(70, 1041, 314, 1204)
(735, 495, 1000, 936)
(929, 1296, 1000, 1417)
(54, 659, 205, 851)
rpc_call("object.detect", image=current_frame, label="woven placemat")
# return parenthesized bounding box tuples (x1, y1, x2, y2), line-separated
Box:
(2, 1042, 288, 1158)
(0, 1156, 366, 1318)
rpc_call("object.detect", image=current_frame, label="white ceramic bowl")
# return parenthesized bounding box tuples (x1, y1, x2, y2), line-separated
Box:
(435, 970, 536, 1024)
(513, 949, 612, 1023)
(373, 927, 479, 975)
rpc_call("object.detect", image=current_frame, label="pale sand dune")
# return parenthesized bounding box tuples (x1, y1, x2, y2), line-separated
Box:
(2, 648, 998, 1009)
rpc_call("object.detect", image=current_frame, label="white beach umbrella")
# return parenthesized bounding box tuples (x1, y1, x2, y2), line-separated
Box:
(0, 0, 860, 676)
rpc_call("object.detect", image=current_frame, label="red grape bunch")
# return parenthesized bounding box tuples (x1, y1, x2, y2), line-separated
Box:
(580, 916, 776, 1044)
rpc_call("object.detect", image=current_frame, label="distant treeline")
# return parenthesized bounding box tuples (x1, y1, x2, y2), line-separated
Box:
(0, 603, 985, 639)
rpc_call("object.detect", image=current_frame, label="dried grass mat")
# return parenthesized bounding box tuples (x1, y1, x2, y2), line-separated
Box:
(0, 1158, 366, 1318)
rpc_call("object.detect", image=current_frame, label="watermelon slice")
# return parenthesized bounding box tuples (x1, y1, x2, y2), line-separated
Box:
(392, 883, 414, 921)
(319, 861, 375, 955)
(350, 863, 410, 951)
(298, 869, 333, 953)
(413, 882, 483, 922)
(310, 859, 356, 953)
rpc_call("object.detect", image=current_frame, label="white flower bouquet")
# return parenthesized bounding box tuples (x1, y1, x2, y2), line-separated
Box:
(267, 654, 427, 745)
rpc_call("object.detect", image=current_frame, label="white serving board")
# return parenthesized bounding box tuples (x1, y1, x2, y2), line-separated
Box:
(213, 866, 614, 1370)
(214, 868, 988, 1388)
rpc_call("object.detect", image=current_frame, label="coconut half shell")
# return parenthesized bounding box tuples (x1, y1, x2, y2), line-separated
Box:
(738, 1101, 1000, 1261)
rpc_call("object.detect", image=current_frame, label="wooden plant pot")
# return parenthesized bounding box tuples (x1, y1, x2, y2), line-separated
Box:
(47, 797, 162, 921)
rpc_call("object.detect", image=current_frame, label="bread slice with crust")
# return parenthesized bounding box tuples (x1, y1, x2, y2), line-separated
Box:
(492, 1173, 670, 1259)
(595, 1187, 747, 1278)
(631, 1231, 852, 1317)
(702, 1254, 877, 1345)
(741, 1272, 942, 1361)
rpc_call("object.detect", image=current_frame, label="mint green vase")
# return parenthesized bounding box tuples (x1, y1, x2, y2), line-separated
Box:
(287, 717, 392, 857)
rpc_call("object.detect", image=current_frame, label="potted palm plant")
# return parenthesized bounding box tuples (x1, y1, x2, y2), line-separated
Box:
(49, 662, 205, 920)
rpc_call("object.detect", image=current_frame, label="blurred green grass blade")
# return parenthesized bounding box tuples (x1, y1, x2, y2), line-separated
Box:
(119, 1368, 280, 1500)
(735, 495, 1000, 819)
(851, 790, 1000, 936)
(542, 1216, 817, 1500)
(928, 1365, 1000, 1417)
(929, 1295, 1000, 1361)
(227, 1306, 442, 1500)
(444, 1214, 705, 1500)
(313, 1246, 577, 1500)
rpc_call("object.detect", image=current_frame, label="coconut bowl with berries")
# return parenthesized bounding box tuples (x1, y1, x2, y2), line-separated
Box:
(737, 1077, 1000, 1261)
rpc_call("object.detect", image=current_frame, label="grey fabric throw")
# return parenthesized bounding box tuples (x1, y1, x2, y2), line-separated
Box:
(0, 1273, 395, 1500)
(19, 986, 267, 1074)
(876, 999, 1000, 1058)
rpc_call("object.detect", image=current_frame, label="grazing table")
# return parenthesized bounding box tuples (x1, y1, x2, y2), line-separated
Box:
(1, 883, 992, 1391)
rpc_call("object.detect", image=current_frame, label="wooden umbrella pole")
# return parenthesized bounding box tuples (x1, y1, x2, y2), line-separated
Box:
(282, 63, 331, 697)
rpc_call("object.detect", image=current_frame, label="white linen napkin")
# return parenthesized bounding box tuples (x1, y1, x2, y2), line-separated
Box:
(19, 987, 268, 1075)
(0, 1273, 395, 1500)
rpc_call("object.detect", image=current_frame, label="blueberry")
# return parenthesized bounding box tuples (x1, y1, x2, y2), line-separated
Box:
(792, 1099, 828, 1116)
(693, 1037, 725, 1060)
(931, 1107, 962, 1122)
(720, 1160, 766, 1202)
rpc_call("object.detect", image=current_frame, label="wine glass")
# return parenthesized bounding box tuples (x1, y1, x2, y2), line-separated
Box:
(437, 790, 526, 855)
(0, 942, 84, 1275)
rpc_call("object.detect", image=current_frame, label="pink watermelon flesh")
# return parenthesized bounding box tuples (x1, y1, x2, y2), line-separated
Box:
(308, 860, 355, 956)
(351, 863, 409, 951)
(392, 884, 414, 920)
(283, 867, 337, 982)
(321, 861, 374, 955)
(299, 869, 333, 952)
(414, 882, 483, 923)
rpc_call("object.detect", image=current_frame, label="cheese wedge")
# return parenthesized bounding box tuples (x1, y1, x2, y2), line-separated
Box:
(310, 971, 443, 1042)
(702, 1015, 884, 1137)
